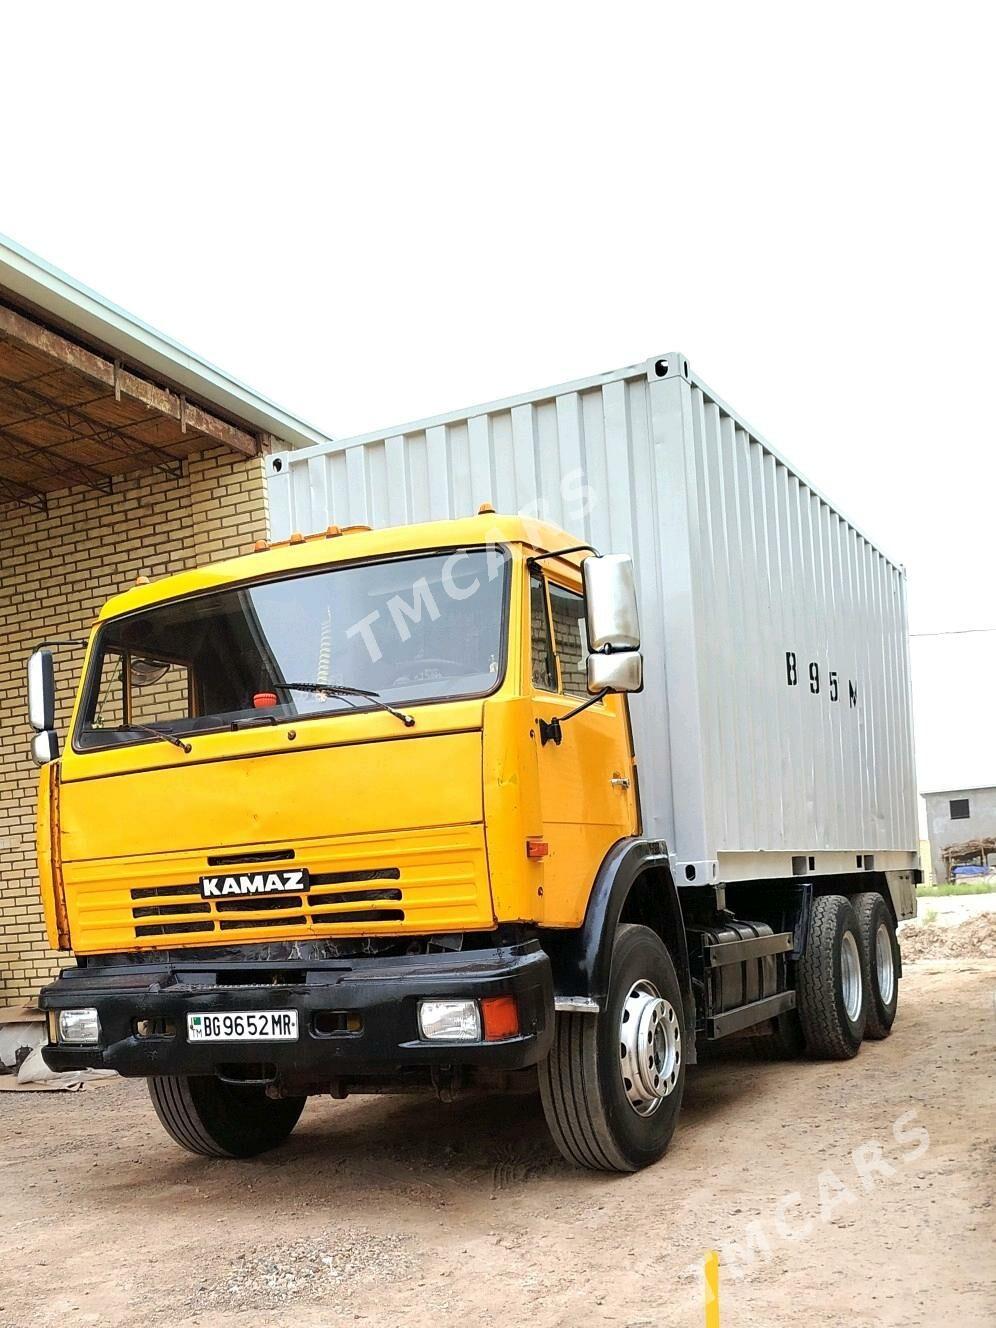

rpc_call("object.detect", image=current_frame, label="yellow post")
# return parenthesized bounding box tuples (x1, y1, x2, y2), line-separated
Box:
(704, 1250, 720, 1327)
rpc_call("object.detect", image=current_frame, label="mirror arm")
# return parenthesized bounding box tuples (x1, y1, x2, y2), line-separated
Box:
(526, 544, 599, 569)
(34, 639, 87, 650)
(539, 689, 609, 746)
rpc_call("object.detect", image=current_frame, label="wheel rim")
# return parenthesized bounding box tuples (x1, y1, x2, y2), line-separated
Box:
(875, 921, 896, 1006)
(619, 979, 681, 1116)
(840, 930, 863, 1023)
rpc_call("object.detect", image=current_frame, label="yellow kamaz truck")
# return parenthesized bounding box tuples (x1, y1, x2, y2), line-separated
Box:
(30, 356, 919, 1172)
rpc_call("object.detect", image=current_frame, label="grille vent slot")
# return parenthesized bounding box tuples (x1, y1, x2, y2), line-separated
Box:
(207, 849, 296, 867)
(135, 921, 214, 938)
(216, 895, 304, 913)
(218, 914, 308, 931)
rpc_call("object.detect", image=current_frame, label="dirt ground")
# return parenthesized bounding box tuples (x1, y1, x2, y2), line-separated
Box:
(1, 956, 993, 1328)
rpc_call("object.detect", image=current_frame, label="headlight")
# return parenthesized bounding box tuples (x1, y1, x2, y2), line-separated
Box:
(417, 999, 481, 1042)
(57, 1008, 101, 1044)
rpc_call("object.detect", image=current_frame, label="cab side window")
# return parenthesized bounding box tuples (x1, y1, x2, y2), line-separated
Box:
(530, 574, 558, 692)
(548, 581, 589, 697)
(87, 649, 192, 732)
(90, 649, 125, 730)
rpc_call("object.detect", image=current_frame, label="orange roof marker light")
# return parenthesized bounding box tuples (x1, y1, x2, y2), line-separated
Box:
(262, 524, 374, 551)
(134, 574, 150, 586)
(478, 502, 495, 515)
(253, 539, 269, 553)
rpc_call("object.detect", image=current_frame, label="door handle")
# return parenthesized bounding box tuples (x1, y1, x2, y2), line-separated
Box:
(610, 775, 631, 789)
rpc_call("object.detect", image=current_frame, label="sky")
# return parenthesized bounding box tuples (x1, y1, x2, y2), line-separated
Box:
(2, 1, 993, 812)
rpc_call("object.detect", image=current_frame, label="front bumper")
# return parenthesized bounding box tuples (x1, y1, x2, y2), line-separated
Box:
(40, 941, 553, 1079)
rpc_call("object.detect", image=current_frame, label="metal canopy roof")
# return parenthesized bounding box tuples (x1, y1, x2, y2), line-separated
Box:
(0, 233, 333, 509)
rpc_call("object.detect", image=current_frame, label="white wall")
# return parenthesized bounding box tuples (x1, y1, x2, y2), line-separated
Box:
(923, 787, 996, 883)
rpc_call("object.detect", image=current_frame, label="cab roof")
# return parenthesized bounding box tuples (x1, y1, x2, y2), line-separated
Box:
(97, 512, 586, 621)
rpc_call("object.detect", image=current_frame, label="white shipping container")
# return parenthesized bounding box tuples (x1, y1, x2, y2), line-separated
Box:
(266, 353, 919, 887)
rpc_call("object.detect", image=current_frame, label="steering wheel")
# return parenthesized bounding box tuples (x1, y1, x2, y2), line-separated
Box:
(389, 657, 465, 686)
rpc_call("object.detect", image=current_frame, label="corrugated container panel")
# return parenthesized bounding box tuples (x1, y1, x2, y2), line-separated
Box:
(267, 353, 918, 884)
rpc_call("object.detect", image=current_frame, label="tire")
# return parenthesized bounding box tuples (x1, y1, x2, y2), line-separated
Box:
(148, 1075, 306, 1158)
(797, 894, 866, 1059)
(539, 923, 686, 1172)
(751, 1007, 806, 1060)
(851, 891, 900, 1039)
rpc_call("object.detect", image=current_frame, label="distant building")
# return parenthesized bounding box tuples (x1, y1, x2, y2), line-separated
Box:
(922, 786, 996, 883)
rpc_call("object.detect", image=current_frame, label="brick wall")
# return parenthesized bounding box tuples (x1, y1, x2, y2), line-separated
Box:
(0, 447, 269, 1005)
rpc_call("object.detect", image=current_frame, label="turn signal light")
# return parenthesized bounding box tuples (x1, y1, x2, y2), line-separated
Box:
(481, 995, 520, 1041)
(526, 839, 549, 859)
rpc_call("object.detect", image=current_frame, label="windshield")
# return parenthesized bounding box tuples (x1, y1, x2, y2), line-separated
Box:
(75, 547, 509, 750)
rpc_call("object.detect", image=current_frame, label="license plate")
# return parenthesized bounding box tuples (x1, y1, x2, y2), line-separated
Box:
(187, 1011, 299, 1042)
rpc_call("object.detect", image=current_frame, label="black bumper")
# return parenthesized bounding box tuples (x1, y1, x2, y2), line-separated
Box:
(39, 942, 553, 1079)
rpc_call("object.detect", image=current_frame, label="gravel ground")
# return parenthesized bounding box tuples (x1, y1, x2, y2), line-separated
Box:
(1, 958, 993, 1328)
(185, 1228, 420, 1313)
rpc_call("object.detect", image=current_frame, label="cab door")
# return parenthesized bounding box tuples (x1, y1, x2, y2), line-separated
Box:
(528, 568, 638, 926)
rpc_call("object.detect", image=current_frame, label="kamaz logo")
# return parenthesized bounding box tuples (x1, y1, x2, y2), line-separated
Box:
(199, 868, 309, 899)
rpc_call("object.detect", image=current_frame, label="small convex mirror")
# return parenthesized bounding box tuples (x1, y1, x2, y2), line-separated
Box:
(31, 730, 59, 764)
(587, 650, 643, 695)
(27, 648, 56, 732)
(582, 554, 641, 652)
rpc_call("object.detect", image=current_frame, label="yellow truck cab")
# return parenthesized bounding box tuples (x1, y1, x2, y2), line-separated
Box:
(30, 506, 914, 1172)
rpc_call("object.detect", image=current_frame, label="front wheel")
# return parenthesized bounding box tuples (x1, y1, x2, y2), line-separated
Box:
(148, 1075, 306, 1158)
(539, 923, 686, 1172)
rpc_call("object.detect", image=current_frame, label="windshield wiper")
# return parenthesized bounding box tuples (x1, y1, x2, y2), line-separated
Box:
(272, 682, 415, 728)
(119, 723, 192, 753)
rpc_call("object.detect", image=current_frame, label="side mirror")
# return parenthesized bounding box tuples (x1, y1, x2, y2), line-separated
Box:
(582, 554, 641, 652)
(587, 650, 643, 695)
(583, 553, 643, 696)
(28, 649, 56, 732)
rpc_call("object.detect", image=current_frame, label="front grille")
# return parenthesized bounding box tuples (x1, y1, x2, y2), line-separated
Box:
(128, 870, 406, 942)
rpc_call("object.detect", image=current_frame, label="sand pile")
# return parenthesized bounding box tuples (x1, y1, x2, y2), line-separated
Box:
(901, 911, 996, 960)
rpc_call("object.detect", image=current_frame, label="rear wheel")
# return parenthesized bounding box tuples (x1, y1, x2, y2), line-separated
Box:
(797, 894, 866, 1059)
(539, 923, 686, 1172)
(851, 891, 900, 1039)
(148, 1075, 306, 1158)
